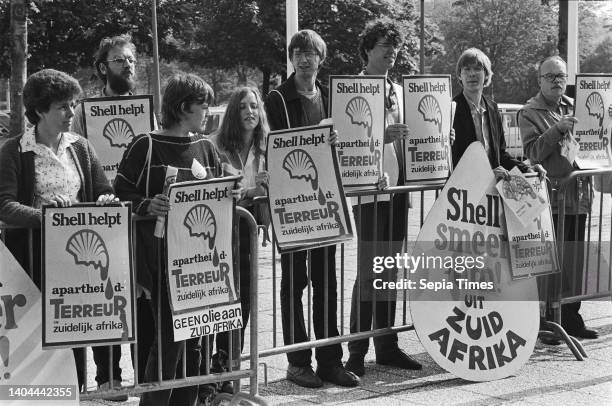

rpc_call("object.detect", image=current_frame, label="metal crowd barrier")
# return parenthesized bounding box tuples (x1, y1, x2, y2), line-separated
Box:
(1, 207, 268, 405)
(540, 168, 612, 360)
(244, 184, 443, 369)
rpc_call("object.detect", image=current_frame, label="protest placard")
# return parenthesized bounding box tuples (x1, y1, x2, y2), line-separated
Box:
(81, 95, 155, 180)
(42, 204, 134, 348)
(402, 75, 452, 183)
(496, 168, 546, 227)
(503, 174, 559, 279)
(329, 75, 386, 190)
(166, 177, 242, 340)
(574, 74, 612, 168)
(266, 124, 353, 252)
(0, 241, 79, 405)
(407, 143, 538, 381)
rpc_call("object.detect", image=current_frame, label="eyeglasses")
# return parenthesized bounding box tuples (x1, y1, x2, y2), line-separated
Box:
(375, 42, 399, 50)
(540, 73, 568, 82)
(293, 51, 318, 60)
(106, 57, 137, 66)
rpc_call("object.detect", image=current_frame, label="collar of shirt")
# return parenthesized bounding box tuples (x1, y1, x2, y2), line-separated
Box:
(466, 96, 487, 115)
(20, 126, 80, 157)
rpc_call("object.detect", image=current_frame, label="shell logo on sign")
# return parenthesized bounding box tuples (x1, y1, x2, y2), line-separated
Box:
(345, 96, 374, 152)
(102, 117, 135, 148)
(184, 204, 217, 250)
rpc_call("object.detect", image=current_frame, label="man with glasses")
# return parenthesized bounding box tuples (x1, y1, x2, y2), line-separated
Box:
(72, 34, 139, 136)
(71, 34, 154, 400)
(345, 20, 422, 378)
(266, 29, 360, 389)
(519, 55, 598, 342)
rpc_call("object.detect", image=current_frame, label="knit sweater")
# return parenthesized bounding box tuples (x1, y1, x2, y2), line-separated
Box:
(114, 131, 223, 292)
(0, 132, 112, 284)
(0, 133, 113, 228)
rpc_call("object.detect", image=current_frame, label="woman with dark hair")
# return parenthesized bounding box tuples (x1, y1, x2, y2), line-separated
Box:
(199, 87, 269, 400)
(0, 68, 117, 390)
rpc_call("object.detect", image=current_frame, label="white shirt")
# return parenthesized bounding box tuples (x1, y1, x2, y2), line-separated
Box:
(20, 126, 82, 208)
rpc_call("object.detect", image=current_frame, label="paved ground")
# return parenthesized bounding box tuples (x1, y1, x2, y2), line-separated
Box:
(78, 189, 612, 405)
(79, 300, 611, 406)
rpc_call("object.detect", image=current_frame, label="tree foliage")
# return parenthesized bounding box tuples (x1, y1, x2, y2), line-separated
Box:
(582, 36, 612, 74)
(430, 0, 558, 103)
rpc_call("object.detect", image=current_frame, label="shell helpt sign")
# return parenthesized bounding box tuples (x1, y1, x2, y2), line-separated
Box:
(65, 229, 109, 281)
(418, 95, 443, 134)
(103, 118, 135, 148)
(282, 149, 318, 190)
(586, 92, 605, 128)
(184, 204, 217, 250)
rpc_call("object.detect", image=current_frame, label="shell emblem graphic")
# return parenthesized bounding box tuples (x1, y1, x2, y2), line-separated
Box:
(282, 149, 318, 190)
(103, 118, 135, 147)
(418, 95, 443, 134)
(66, 229, 109, 281)
(345, 96, 374, 152)
(586, 92, 605, 129)
(184, 204, 217, 250)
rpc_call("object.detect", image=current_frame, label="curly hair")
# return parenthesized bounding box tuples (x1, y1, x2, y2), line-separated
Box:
(23, 69, 82, 125)
(161, 73, 214, 129)
(216, 87, 269, 157)
(94, 34, 137, 83)
(359, 20, 403, 64)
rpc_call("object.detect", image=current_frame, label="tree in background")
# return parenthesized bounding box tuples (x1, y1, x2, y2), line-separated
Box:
(430, 0, 557, 103)
(298, 0, 442, 83)
(582, 36, 612, 74)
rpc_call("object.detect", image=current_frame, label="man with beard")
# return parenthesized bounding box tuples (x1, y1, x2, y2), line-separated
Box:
(71, 34, 153, 401)
(72, 34, 139, 136)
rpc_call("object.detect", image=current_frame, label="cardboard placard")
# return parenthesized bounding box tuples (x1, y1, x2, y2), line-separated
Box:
(574, 74, 612, 168)
(402, 75, 453, 183)
(503, 174, 559, 279)
(166, 177, 242, 341)
(82, 95, 155, 181)
(0, 241, 79, 404)
(409, 143, 539, 381)
(42, 204, 134, 349)
(266, 124, 353, 252)
(329, 75, 386, 190)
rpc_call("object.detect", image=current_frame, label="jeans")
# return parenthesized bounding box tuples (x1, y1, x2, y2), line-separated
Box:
(140, 262, 201, 406)
(203, 217, 252, 371)
(553, 213, 586, 329)
(280, 245, 343, 368)
(349, 195, 406, 356)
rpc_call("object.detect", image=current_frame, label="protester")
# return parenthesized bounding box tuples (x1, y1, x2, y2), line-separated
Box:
(0, 68, 118, 391)
(344, 20, 422, 377)
(200, 86, 270, 401)
(115, 73, 234, 406)
(265, 29, 359, 388)
(519, 55, 598, 341)
(69, 33, 153, 400)
(451, 48, 538, 178)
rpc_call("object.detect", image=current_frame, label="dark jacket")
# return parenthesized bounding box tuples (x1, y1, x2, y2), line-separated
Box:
(265, 73, 328, 131)
(0, 133, 112, 285)
(452, 92, 529, 172)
